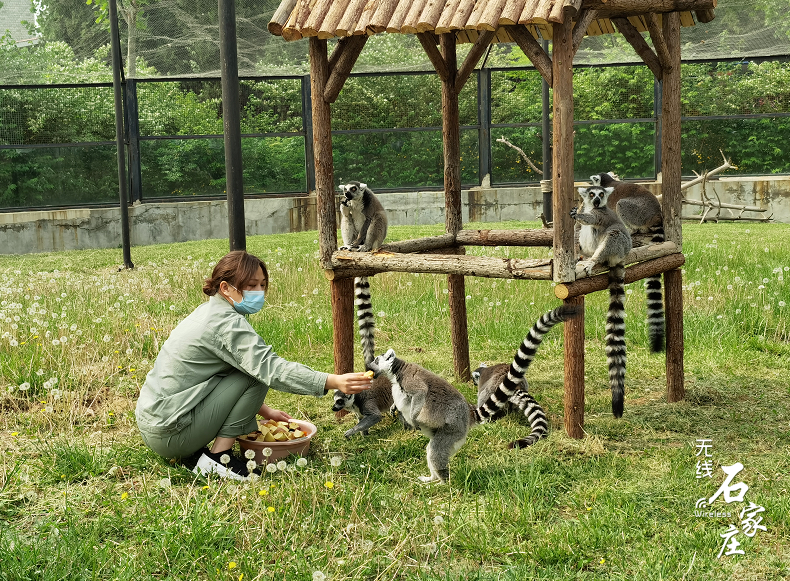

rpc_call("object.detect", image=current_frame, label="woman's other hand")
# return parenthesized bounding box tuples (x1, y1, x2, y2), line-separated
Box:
(326, 372, 373, 394)
(259, 403, 293, 422)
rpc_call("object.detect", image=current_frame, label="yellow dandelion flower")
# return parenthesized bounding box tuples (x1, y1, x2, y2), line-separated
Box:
(259, 489, 268, 496)
(267, 506, 275, 513)
(121, 492, 128, 500)
(228, 562, 237, 570)
(202, 485, 210, 490)
(324, 481, 334, 489)
(11, 432, 18, 436)
(600, 558, 605, 564)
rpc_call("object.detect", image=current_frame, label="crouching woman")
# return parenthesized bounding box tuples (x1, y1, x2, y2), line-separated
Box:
(135, 250, 370, 480)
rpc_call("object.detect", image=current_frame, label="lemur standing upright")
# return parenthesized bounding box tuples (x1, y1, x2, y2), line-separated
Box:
(590, 172, 666, 352)
(338, 181, 387, 253)
(571, 185, 632, 418)
(332, 181, 393, 437)
(368, 306, 579, 483)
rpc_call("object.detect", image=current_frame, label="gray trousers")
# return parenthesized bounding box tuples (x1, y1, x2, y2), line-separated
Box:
(140, 370, 268, 459)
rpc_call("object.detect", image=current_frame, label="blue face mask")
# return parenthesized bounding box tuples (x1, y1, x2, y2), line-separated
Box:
(228, 284, 265, 315)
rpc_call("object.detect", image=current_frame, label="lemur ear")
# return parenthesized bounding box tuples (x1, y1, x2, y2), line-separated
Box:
(339, 184, 346, 193)
(384, 348, 395, 358)
(359, 182, 368, 190)
(605, 187, 615, 195)
(577, 187, 587, 197)
(589, 174, 600, 185)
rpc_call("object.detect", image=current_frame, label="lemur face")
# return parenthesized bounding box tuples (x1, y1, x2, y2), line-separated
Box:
(578, 186, 614, 209)
(332, 390, 354, 412)
(367, 348, 396, 378)
(339, 181, 367, 204)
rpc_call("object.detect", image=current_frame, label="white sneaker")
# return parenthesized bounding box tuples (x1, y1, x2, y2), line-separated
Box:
(193, 450, 251, 481)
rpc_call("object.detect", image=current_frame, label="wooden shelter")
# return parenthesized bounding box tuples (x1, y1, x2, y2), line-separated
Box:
(268, 0, 717, 438)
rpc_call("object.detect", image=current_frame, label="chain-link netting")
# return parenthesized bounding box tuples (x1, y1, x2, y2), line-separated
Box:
(1, 0, 789, 85)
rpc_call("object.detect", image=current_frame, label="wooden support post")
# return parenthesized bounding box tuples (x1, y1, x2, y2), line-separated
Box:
(664, 268, 685, 402)
(551, 18, 575, 284)
(310, 37, 353, 375)
(661, 12, 684, 402)
(441, 33, 471, 381)
(331, 277, 356, 374)
(563, 295, 585, 439)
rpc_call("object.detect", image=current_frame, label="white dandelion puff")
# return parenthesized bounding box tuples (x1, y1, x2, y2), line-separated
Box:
(296, 457, 308, 467)
(433, 515, 445, 525)
(262, 447, 273, 457)
(244, 449, 256, 460)
(276, 460, 287, 471)
(247, 460, 258, 472)
(312, 572, 326, 581)
(330, 456, 343, 467)
(18, 382, 30, 391)
(220, 454, 231, 465)
(266, 463, 277, 473)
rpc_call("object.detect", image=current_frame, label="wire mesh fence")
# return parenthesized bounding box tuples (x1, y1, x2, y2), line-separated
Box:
(3, 59, 790, 210)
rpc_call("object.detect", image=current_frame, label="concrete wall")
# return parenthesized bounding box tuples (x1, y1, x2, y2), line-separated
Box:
(2, 176, 788, 255)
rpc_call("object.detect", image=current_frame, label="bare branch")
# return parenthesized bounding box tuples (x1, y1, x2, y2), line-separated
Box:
(496, 135, 543, 175)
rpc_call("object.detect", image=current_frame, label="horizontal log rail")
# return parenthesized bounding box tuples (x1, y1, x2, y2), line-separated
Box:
(573, 241, 679, 279)
(326, 250, 553, 281)
(456, 228, 554, 246)
(555, 252, 686, 299)
(378, 228, 554, 254)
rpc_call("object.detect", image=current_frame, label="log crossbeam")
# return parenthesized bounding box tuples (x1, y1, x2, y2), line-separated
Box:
(506, 25, 553, 86)
(612, 16, 663, 80)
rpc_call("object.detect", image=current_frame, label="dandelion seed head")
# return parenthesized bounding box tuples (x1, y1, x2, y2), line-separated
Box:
(330, 456, 343, 467)
(262, 447, 272, 457)
(220, 454, 231, 465)
(296, 457, 308, 467)
(433, 515, 444, 525)
(247, 460, 258, 472)
(276, 460, 287, 471)
(244, 449, 256, 460)
(266, 463, 277, 473)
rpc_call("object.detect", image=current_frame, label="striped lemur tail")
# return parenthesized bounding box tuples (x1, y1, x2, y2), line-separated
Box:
(645, 223, 666, 353)
(474, 305, 581, 426)
(508, 390, 551, 449)
(607, 264, 627, 418)
(355, 277, 375, 365)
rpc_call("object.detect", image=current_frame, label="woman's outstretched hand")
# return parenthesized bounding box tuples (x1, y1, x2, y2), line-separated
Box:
(326, 372, 373, 394)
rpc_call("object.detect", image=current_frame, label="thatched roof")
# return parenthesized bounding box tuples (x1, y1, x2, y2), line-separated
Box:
(268, 0, 715, 43)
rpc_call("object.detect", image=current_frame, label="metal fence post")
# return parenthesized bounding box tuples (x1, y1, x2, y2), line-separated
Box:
(655, 76, 663, 178)
(109, 0, 133, 269)
(302, 74, 316, 194)
(219, 0, 246, 251)
(541, 39, 553, 223)
(124, 78, 142, 204)
(478, 68, 492, 184)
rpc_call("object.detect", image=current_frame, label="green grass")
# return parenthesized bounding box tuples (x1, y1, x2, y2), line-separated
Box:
(1, 221, 789, 580)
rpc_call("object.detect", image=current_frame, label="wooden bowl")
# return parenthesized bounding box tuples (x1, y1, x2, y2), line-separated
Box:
(237, 419, 317, 465)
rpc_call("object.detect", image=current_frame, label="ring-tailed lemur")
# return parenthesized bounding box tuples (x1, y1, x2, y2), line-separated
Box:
(368, 306, 579, 483)
(338, 181, 387, 253)
(590, 172, 665, 352)
(332, 180, 393, 436)
(571, 186, 632, 418)
(472, 363, 548, 449)
(331, 277, 399, 438)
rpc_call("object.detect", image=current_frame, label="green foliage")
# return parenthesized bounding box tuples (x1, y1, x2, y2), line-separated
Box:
(4, 33, 790, 207)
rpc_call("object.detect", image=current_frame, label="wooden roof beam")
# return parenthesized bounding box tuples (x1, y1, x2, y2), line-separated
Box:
(456, 28, 498, 93)
(582, 0, 716, 13)
(324, 34, 368, 103)
(645, 13, 672, 72)
(612, 17, 663, 80)
(416, 32, 450, 84)
(506, 25, 553, 86)
(572, 8, 598, 53)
